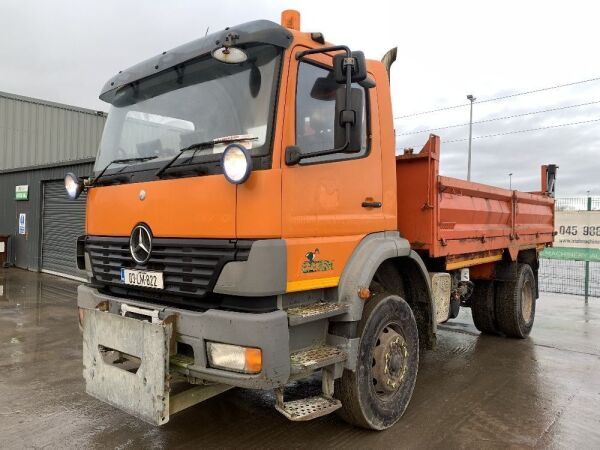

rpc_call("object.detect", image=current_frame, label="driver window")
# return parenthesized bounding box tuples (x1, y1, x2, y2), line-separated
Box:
(295, 61, 368, 164)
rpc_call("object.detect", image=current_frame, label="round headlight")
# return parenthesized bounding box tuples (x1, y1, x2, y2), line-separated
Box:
(222, 144, 252, 184)
(64, 172, 84, 200)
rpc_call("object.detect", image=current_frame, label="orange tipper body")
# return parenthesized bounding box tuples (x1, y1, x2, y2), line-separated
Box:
(396, 135, 555, 266)
(76, 10, 556, 427)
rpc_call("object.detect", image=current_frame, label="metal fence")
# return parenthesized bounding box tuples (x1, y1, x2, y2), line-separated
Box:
(554, 196, 600, 211)
(539, 259, 600, 298)
(538, 196, 600, 299)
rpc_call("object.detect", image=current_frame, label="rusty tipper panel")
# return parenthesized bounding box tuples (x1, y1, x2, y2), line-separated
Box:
(396, 135, 554, 261)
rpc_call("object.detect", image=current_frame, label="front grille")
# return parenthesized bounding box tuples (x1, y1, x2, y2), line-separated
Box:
(86, 236, 253, 302)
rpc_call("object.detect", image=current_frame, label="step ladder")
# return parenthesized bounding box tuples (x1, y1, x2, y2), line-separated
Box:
(290, 344, 347, 374)
(286, 302, 350, 326)
(273, 301, 352, 421)
(276, 342, 347, 421)
(275, 393, 342, 421)
(275, 355, 343, 421)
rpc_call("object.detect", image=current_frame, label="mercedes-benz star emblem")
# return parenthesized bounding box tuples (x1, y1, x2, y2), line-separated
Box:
(130, 224, 152, 265)
(139, 190, 146, 201)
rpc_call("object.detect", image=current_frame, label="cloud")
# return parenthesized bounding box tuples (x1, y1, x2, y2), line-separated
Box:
(396, 82, 600, 195)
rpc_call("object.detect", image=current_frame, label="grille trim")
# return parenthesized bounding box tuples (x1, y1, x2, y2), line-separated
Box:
(86, 236, 254, 301)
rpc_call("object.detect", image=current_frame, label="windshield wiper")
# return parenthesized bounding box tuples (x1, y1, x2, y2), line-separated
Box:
(155, 135, 258, 177)
(93, 156, 158, 185)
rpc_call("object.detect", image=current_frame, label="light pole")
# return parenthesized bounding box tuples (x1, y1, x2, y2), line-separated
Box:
(467, 94, 476, 181)
(509, 173, 513, 190)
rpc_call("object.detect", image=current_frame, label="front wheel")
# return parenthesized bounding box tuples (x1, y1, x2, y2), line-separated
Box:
(335, 293, 419, 430)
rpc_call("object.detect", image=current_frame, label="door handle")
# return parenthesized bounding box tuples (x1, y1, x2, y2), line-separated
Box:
(362, 201, 382, 208)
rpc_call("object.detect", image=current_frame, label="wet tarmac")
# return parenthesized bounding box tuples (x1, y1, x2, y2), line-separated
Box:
(1, 267, 599, 449)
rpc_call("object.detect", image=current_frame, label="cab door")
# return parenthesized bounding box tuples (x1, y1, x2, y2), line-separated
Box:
(281, 46, 385, 291)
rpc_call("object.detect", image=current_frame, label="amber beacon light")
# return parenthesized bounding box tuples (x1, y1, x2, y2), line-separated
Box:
(281, 9, 300, 30)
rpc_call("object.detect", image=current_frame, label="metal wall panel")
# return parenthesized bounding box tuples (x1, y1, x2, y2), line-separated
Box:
(0, 161, 94, 271)
(41, 180, 87, 280)
(0, 91, 106, 171)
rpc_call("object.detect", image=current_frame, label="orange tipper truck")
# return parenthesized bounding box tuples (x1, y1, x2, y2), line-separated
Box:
(65, 10, 557, 429)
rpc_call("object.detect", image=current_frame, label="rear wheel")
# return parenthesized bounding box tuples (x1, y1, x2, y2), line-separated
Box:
(335, 293, 419, 430)
(495, 264, 536, 338)
(470, 280, 500, 335)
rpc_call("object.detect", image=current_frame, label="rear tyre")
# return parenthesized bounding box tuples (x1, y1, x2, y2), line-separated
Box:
(470, 280, 500, 335)
(495, 264, 536, 338)
(335, 293, 419, 430)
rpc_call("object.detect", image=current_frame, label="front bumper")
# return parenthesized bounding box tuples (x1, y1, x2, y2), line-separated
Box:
(78, 285, 291, 390)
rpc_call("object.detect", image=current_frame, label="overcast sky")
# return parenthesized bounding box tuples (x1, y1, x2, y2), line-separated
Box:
(1, 0, 599, 196)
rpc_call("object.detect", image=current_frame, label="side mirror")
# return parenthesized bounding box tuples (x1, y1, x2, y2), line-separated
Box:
(287, 46, 367, 166)
(333, 51, 367, 84)
(334, 86, 363, 153)
(285, 86, 364, 166)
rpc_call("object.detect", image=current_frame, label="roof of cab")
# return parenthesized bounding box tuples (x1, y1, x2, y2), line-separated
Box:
(99, 19, 293, 104)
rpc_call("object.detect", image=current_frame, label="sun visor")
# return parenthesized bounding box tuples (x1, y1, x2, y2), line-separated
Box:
(99, 20, 292, 104)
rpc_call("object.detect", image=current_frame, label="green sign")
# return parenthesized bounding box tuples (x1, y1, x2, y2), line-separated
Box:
(541, 246, 600, 262)
(15, 185, 28, 201)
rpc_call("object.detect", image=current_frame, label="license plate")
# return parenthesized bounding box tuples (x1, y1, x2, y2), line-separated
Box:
(121, 269, 164, 289)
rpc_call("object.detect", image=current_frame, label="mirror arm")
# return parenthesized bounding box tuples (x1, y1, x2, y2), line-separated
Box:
(295, 45, 351, 61)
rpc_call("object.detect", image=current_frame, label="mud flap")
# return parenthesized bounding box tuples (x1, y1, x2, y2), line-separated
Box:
(82, 309, 172, 425)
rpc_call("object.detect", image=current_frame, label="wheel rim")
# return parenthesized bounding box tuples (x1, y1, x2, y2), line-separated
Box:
(521, 279, 534, 322)
(371, 323, 409, 399)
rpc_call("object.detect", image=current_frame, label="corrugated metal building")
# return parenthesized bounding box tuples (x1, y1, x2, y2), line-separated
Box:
(0, 91, 106, 280)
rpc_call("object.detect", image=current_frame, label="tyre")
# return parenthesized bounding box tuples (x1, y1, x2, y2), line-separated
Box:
(470, 280, 500, 335)
(334, 292, 419, 430)
(495, 263, 536, 338)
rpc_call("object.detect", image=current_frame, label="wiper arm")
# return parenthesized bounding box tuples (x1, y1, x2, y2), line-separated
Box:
(93, 156, 158, 185)
(155, 135, 258, 177)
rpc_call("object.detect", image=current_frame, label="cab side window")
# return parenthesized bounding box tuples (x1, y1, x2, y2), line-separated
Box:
(295, 61, 368, 164)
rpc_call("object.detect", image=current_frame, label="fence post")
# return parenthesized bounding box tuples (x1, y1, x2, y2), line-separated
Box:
(584, 196, 591, 303)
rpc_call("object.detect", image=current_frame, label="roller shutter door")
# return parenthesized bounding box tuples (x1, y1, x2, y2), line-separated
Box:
(41, 180, 87, 280)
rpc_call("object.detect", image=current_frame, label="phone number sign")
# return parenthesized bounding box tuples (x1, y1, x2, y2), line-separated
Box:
(542, 210, 600, 262)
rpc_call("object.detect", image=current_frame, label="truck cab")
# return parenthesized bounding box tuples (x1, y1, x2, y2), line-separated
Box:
(70, 10, 554, 429)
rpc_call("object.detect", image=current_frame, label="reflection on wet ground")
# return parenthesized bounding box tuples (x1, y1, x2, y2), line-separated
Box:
(1, 268, 599, 448)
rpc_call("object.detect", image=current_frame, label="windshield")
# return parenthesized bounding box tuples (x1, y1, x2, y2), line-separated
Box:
(95, 44, 281, 174)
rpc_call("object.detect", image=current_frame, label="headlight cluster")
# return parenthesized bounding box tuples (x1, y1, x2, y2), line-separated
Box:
(206, 342, 262, 374)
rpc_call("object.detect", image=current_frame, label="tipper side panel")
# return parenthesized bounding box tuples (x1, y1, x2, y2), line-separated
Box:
(396, 135, 555, 261)
(513, 190, 555, 248)
(395, 136, 439, 254)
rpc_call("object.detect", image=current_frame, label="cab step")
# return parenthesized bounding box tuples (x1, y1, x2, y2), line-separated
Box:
(275, 395, 342, 421)
(286, 302, 350, 326)
(290, 345, 346, 374)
